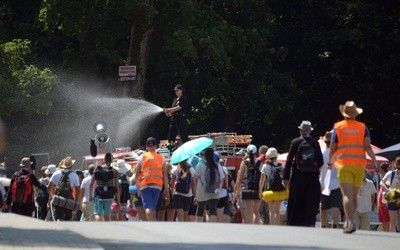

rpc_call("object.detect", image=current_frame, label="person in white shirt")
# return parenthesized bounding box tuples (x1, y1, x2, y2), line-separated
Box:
(355, 176, 377, 230)
(80, 164, 95, 221)
(319, 131, 342, 228)
(380, 156, 400, 232)
(48, 156, 80, 221)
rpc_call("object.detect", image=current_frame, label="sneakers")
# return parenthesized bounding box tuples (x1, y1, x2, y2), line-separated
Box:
(343, 220, 356, 234)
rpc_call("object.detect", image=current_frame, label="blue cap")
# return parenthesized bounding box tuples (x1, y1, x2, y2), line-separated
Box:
(214, 151, 220, 162)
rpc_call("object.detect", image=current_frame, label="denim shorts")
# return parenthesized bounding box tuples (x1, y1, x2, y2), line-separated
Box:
(141, 187, 161, 210)
(93, 196, 113, 215)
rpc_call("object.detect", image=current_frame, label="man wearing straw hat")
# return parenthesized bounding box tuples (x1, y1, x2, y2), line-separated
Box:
(328, 101, 378, 233)
(48, 156, 80, 221)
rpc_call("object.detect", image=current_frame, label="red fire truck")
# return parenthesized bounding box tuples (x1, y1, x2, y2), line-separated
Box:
(81, 132, 252, 174)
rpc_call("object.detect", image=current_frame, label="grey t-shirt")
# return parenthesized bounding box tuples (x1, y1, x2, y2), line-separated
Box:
(195, 161, 225, 202)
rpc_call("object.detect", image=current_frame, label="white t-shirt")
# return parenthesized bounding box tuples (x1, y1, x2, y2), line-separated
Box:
(357, 178, 377, 213)
(80, 175, 94, 202)
(172, 167, 195, 197)
(218, 166, 229, 198)
(195, 162, 225, 202)
(319, 148, 340, 190)
(50, 169, 80, 189)
(381, 170, 400, 189)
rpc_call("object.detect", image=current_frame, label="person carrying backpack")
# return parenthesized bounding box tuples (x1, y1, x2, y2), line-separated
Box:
(35, 165, 55, 220)
(282, 121, 323, 227)
(194, 147, 224, 222)
(6, 157, 47, 217)
(259, 148, 285, 225)
(90, 153, 120, 221)
(112, 159, 131, 221)
(234, 144, 262, 224)
(48, 156, 80, 221)
(171, 159, 196, 221)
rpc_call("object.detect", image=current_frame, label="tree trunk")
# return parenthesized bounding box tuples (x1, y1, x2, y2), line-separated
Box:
(124, 1, 154, 99)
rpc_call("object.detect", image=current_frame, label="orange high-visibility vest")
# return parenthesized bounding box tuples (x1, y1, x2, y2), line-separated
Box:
(334, 119, 366, 167)
(139, 152, 164, 188)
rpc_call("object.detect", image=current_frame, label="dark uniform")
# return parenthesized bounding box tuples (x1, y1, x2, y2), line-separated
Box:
(283, 135, 323, 227)
(167, 94, 189, 150)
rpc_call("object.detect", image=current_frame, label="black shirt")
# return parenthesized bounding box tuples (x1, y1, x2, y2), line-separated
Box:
(171, 96, 188, 116)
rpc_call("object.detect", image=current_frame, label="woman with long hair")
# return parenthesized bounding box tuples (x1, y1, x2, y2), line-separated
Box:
(171, 160, 196, 221)
(380, 157, 400, 232)
(194, 147, 224, 222)
(234, 144, 262, 224)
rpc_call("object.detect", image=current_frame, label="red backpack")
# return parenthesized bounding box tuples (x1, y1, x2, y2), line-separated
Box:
(11, 173, 33, 205)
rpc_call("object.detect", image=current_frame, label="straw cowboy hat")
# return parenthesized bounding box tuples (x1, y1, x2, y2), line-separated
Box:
(61, 156, 76, 169)
(339, 101, 363, 119)
(114, 159, 131, 174)
(320, 131, 332, 142)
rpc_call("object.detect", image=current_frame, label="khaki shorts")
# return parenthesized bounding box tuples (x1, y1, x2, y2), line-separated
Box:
(336, 165, 365, 187)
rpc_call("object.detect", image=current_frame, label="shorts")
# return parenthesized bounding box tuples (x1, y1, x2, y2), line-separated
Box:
(188, 196, 197, 216)
(173, 194, 192, 211)
(141, 187, 161, 211)
(378, 205, 390, 223)
(93, 196, 113, 215)
(217, 196, 228, 209)
(387, 203, 400, 211)
(320, 188, 343, 210)
(336, 165, 365, 187)
(134, 195, 143, 208)
(224, 201, 232, 216)
(241, 189, 259, 200)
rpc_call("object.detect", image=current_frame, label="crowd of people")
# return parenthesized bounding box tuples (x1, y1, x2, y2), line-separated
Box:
(1, 100, 400, 235)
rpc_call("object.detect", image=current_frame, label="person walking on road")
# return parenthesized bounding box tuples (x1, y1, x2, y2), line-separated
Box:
(163, 84, 189, 153)
(6, 157, 47, 217)
(135, 137, 169, 221)
(319, 131, 343, 228)
(328, 101, 378, 234)
(283, 121, 323, 227)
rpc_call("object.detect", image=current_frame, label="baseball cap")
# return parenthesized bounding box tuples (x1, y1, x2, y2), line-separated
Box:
(146, 137, 157, 147)
(173, 84, 184, 91)
(246, 144, 257, 154)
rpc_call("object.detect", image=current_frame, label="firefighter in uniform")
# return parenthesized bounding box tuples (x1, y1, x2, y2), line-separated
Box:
(163, 84, 189, 153)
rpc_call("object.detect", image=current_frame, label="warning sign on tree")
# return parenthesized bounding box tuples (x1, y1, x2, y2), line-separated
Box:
(118, 65, 136, 81)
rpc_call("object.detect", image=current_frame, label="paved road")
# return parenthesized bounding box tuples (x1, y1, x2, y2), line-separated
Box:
(1, 213, 399, 250)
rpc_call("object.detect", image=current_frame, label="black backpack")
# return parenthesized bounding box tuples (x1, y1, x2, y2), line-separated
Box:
(268, 163, 285, 191)
(175, 170, 191, 194)
(296, 138, 319, 173)
(246, 160, 261, 191)
(56, 171, 73, 199)
(119, 174, 130, 203)
(36, 178, 49, 207)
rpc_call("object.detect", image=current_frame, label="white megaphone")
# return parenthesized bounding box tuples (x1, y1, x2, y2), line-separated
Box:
(93, 121, 109, 149)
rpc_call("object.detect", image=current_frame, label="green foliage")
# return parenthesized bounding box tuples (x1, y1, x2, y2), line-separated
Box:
(0, 39, 58, 118)
(2, 0, 400, 158)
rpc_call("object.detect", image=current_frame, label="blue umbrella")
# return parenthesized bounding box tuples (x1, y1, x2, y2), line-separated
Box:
(170, 137, 213, 165)
(376, 142, 400, 161)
